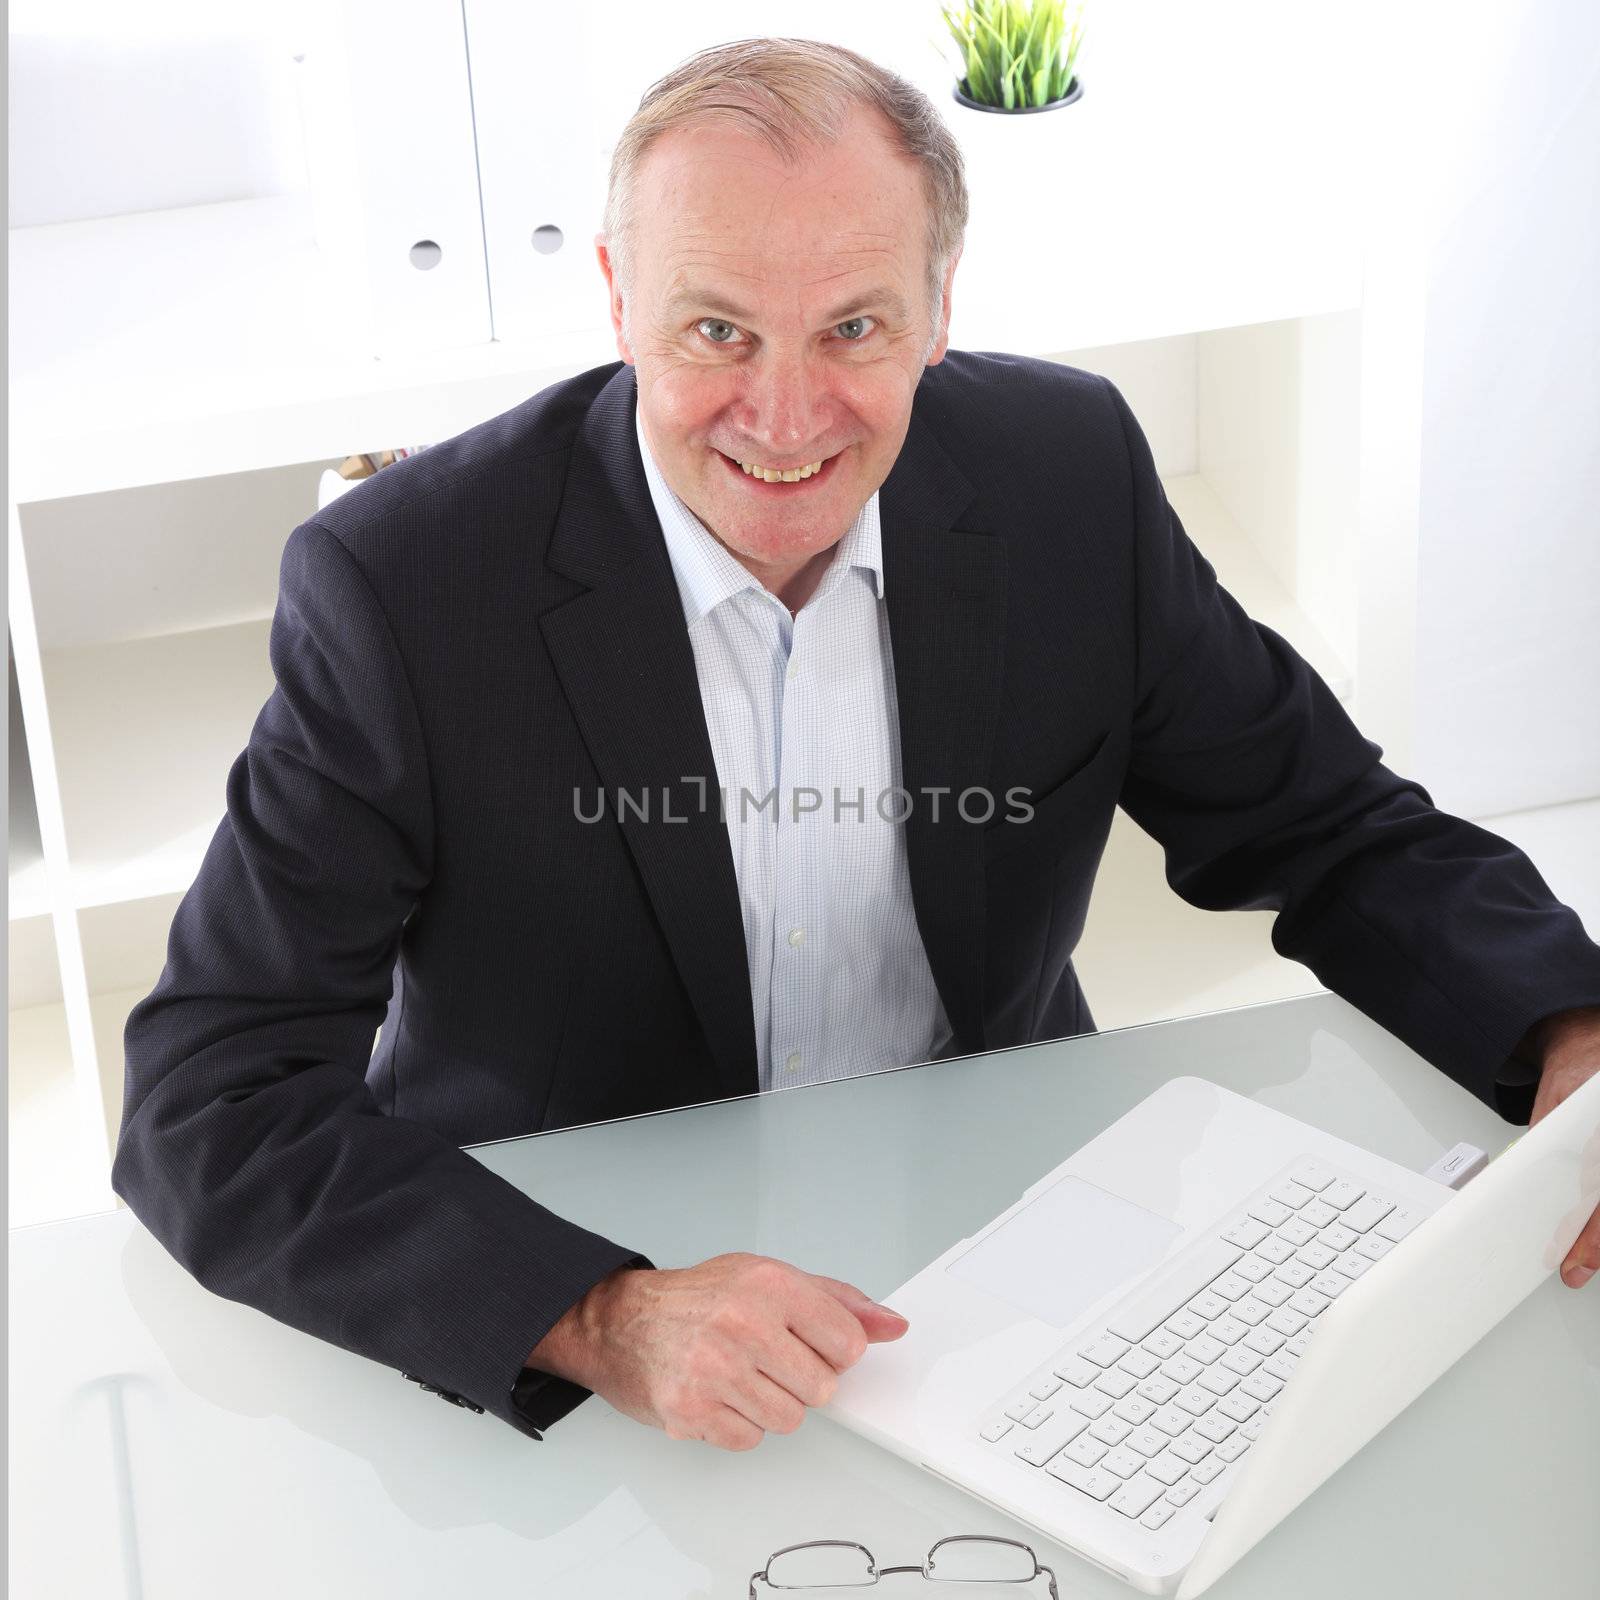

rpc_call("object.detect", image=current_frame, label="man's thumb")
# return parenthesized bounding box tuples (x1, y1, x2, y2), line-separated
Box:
(814, 1275, 911, 1342)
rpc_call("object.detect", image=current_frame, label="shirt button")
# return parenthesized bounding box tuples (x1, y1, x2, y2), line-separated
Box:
(785, 1051, 802, 1074)
(786, 657, 799, 680)
(788, 926, 805, 948)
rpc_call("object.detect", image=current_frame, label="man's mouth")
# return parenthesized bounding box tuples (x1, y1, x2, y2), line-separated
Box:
(715, 448, 843, 492)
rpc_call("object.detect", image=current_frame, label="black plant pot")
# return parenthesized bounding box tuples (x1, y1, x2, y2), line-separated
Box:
(952, 76, 1082, 114)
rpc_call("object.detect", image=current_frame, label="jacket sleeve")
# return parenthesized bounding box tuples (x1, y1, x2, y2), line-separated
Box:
(113, 518, 649, 1439)
(1100, 376, 1600, 1121)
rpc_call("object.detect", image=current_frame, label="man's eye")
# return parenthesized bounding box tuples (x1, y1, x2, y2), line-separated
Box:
(693, 315, 878, 346)
(697, 318, 742, 345)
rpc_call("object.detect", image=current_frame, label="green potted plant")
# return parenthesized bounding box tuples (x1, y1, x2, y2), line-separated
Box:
(939, 0, 1086, 114)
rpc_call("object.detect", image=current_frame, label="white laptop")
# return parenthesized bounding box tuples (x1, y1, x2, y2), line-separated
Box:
(826, 1071, 1600, 1596)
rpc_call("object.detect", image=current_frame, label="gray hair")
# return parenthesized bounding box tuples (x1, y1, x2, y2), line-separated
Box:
(602, 36, 969, 366)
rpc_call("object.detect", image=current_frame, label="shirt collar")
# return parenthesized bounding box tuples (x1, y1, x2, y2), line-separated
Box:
(633, 396, 884, 631)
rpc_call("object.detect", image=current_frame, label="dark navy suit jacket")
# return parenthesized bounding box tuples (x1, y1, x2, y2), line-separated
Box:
(114, 353, 1600, 1440)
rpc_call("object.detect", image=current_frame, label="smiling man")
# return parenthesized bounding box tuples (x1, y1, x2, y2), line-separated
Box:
(115, 38, 1600, 1457)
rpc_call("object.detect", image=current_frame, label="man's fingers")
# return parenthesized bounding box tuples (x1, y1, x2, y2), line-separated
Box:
(758, 1331, 844, 1409)
(700, 1402, 765, 1452)
(1560, 1202, 1600, 1288)
(731, 1368, 809, 1436)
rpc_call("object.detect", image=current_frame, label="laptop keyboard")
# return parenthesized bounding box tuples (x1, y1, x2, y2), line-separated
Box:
(976, 1157, 1427, 1531)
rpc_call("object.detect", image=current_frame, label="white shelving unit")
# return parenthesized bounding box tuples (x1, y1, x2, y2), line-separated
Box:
(7, 23, 1425, 1222)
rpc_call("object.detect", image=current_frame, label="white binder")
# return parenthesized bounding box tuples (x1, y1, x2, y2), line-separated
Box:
(460, 1, 616, 346)
(297, 0, 492, 357)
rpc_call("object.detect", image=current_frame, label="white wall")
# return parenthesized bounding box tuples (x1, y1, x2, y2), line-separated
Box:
(6, 0, 310, 227)
(1410, 0, 1600, 817)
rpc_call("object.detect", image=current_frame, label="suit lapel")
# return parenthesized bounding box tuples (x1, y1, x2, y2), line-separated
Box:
(542, 363, 1003, 1088)
(541, 367, 757, 1100)
(879, 410, 1006, 1056)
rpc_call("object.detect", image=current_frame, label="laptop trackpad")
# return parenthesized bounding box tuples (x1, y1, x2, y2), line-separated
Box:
(945, 1175, 1182, 1329)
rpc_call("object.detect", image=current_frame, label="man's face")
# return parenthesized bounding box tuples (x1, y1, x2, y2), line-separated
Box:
(597, 103, 958, 580)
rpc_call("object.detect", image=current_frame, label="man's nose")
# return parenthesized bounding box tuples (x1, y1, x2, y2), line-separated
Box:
(742, 349, 826, 457)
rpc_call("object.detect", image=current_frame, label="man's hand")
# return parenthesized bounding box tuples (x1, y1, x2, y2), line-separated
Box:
(1527, 1004, 1600, 1288)
(525, 1252, 910, 1448)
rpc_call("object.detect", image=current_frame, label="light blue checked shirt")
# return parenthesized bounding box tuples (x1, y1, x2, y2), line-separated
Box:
(634, 403, 954, 1091)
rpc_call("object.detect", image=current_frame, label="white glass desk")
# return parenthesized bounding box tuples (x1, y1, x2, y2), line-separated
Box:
(11, 993, 1599, 1598)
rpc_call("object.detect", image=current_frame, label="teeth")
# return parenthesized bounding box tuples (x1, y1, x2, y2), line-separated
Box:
(738, 457, 825, 482)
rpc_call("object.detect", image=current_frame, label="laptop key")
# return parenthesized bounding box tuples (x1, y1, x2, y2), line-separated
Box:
(1221, 1346, 1264, 1376)
(1161, 1356, 1203, 1386)
(1110, 1476, 1167, 1518)
(1095, 1368, 1139, 1399)
(1166, 1479, 1201, 1506)
(1016, 1413, 1086, 1465)
(1102, 1448, 1144, 1479)
(1052, 1356, 1099, 1387)
(1143, 1329, 1185, 1360)
(1190, 1456, 1226, 1484)
(1168, 1432, 1212, 1465)
(1141, 1500, 1177, 1529)
(1355, 1233, 1394, 1262)
(1069, 1390, 1114, 1420)
(1299, 1199, 1340, 1229)
(1047, 1461, 1119, 1501)
(1118, 1348, 1161, 1379)
(1375, 1206, 1423, 1242)
(1198, 1368, 1239, 1395)
(1165, 1310, 1207, 1340)
(1252, 1277, 1293, 1306)
(1319, 1223, 1359, 1252)
(1230, 1297, 1271, 1326)
(1287, 1159, 1336, 1193)
(1216, 1434, 1252, 1462)
(1078, 1334, 1130, 1368)
(1144, 1452, 1190, 1486)
(1340, 1194, 1395, 1234)
(1113, 1396, 1157, 1425)
(1206, 1318, 1249, 1346)
(1184, 1335, 1226, 1365)
(1277, 1218, 1318, 1248)
(1063, 1433, 1108, 1467)
(980, 1419, 1013, 1442)
(1125, 1426, 1168, 1457)
(1321, 1179, 1365, 1210)
(1136, 1376, 1180, 1405)
(1193, 1412, 1236, 1444)
(1089, 1414, 1134, 1446)
(1150, 1406, 1190, 1436)
(1029, 1376, 1063, 1400)
(1232, 1256, 1273, 1283)
(1220, 1218, 1271, 1249)
(1216, 1392, 1259, 1424)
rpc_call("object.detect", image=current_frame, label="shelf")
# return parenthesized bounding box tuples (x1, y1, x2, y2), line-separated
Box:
(45, 619, 274, 910)
(8, 22, 1360, 507)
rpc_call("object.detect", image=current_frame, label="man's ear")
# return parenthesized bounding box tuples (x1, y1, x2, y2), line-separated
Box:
(594, 234, 634, 365)
(925, 245, 962, 366)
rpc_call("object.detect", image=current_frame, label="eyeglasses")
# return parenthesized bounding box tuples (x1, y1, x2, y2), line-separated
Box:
(749, 1536, 1060, 1597)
